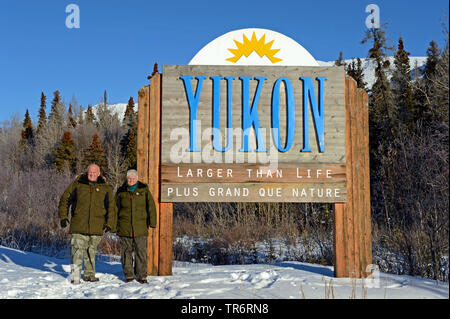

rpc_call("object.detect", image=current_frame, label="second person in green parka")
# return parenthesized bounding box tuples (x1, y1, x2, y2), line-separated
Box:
(115, 169, 157, 283)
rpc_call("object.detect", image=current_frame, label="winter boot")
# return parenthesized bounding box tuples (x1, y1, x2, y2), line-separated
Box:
(125, 277, 134, 283)
(84, 275, 100, 282)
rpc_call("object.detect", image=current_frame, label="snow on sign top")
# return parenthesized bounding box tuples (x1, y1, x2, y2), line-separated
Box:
(189, 28, 319, 66)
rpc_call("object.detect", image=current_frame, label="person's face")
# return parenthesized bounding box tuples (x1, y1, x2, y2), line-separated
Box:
(87, 165, 100, 182)
(127, 174, 138, 186)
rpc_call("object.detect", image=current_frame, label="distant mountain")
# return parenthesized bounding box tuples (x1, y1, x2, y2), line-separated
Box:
(87, 103, 135, 123)
(317, 56, 427, 89)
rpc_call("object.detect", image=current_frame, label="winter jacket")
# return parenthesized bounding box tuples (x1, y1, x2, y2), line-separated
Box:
(58, 174, 116, 235)
(115, 181, 157, 237)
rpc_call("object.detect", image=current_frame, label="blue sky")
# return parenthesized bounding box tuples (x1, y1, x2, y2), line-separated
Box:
(0, 0, 448, 122)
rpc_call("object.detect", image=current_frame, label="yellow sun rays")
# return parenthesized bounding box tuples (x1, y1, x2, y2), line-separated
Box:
(226, 32, 283, 64)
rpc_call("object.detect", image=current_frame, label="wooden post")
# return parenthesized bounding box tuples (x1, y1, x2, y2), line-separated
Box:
(148, 73, 161, 276)
(138, 70, 174, 276)
(333, 203, 346, 277)
(362, 91, 372, 274)
(150, 72, 173, 276)
(333, 77, 371, 278)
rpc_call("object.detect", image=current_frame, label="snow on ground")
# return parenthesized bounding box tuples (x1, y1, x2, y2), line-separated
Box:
(0, 246, 447, 299)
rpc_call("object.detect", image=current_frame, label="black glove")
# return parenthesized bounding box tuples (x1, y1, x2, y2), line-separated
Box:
(103, 225, 111, 233)
(60, 219, 69, 228)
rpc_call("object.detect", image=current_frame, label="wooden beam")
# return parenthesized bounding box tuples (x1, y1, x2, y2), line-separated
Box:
(148, 74, 161, 276)
(333, 203, 346, 277)
(148, 72, 173, 276)
(138, 85, 158, 275)
(333, 77, 371, 278)
(137, 86, 150, 184)
(159, 202, 173, 275)
(361, 90, 372, 276)
(356, 88, 365, 278)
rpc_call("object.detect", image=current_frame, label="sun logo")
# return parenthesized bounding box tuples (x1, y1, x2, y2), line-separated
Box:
(226, 32, 282, 64)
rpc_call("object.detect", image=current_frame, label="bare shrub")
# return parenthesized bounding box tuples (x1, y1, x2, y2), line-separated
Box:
(0, 167, 73, 256)
(371, 125, 449, 281)
(173, 202, 334, 266)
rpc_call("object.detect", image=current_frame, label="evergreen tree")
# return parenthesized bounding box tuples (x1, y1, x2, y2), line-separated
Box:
(37, 92, 47, 136)
(392, 37, 414, 131)
(20, 109, 34, 146)
(81, 133, 107, 173)
(334, 51, 345, 67)
(121, 130, 137, 169)
(77, 105, 85, 125)
(97, 93, 119, 132)
(121, 97, 138, 169)
(424, 40, 440, 82)
(414, 40, 446, 127)
(347, 58, 367, 90)
(427, 38, 449, 125)
(48, 90, 64, 126)
(53, 131, 76, 173)
(123, 97, 137, 125)
(68, 104, 77, 128)
(47, 90, 66, 143)
(362, 26, 395, 153)
(85, 105, 96, 125)
(423, 41, 441, 121)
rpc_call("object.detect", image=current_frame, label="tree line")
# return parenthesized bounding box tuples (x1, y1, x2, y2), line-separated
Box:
(4, 91, 137, 191)
(335, 25, 448, 281)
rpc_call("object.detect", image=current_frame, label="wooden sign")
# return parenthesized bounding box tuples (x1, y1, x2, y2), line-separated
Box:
(138, 29, 370, 279)
(160, 65, 346, 202)
(138, 70, 370, 279)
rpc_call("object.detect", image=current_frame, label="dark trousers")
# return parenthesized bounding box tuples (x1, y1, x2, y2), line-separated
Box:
(119, 236, 148, 279)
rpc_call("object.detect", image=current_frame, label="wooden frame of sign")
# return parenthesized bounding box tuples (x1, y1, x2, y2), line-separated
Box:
(137, 65, 371, 278)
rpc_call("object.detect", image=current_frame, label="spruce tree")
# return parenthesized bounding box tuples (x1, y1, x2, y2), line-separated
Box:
(77, 105, 85, 125)
(414, 40, 444, 127)
(334, 51, 345, 67)
(427, 39, 449, 125)
(362, 26, 395, 153)
(85, 105, 96, 125)
(97, 92, 119, 132)
(47, 90, 66, 143)
(20, 109, 34, 146)
(123, 97, 136, 125)
(346, 58, 367, 90)
(53, 131, 76, 173)
(346, 59, 356, 77)
(392, 37, 414, 131)
(68, 104, 77, 128)
(423, 41, 441, 121)
(48, 90, 64, 126)
(424, 40, 440, 82)
(81, 134, 107, 173)
(121, 130, 137, 169)
(37, 92, 47, 136)
(121, 97, 138, 169)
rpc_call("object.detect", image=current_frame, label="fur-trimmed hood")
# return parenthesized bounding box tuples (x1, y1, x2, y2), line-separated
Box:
(77, 173, 107, 185)
(117, 181, 148, 193)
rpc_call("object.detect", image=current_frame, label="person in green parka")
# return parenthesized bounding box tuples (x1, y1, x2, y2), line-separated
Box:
(58, 163, 116, 284)
(115, 169, 157, 283)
